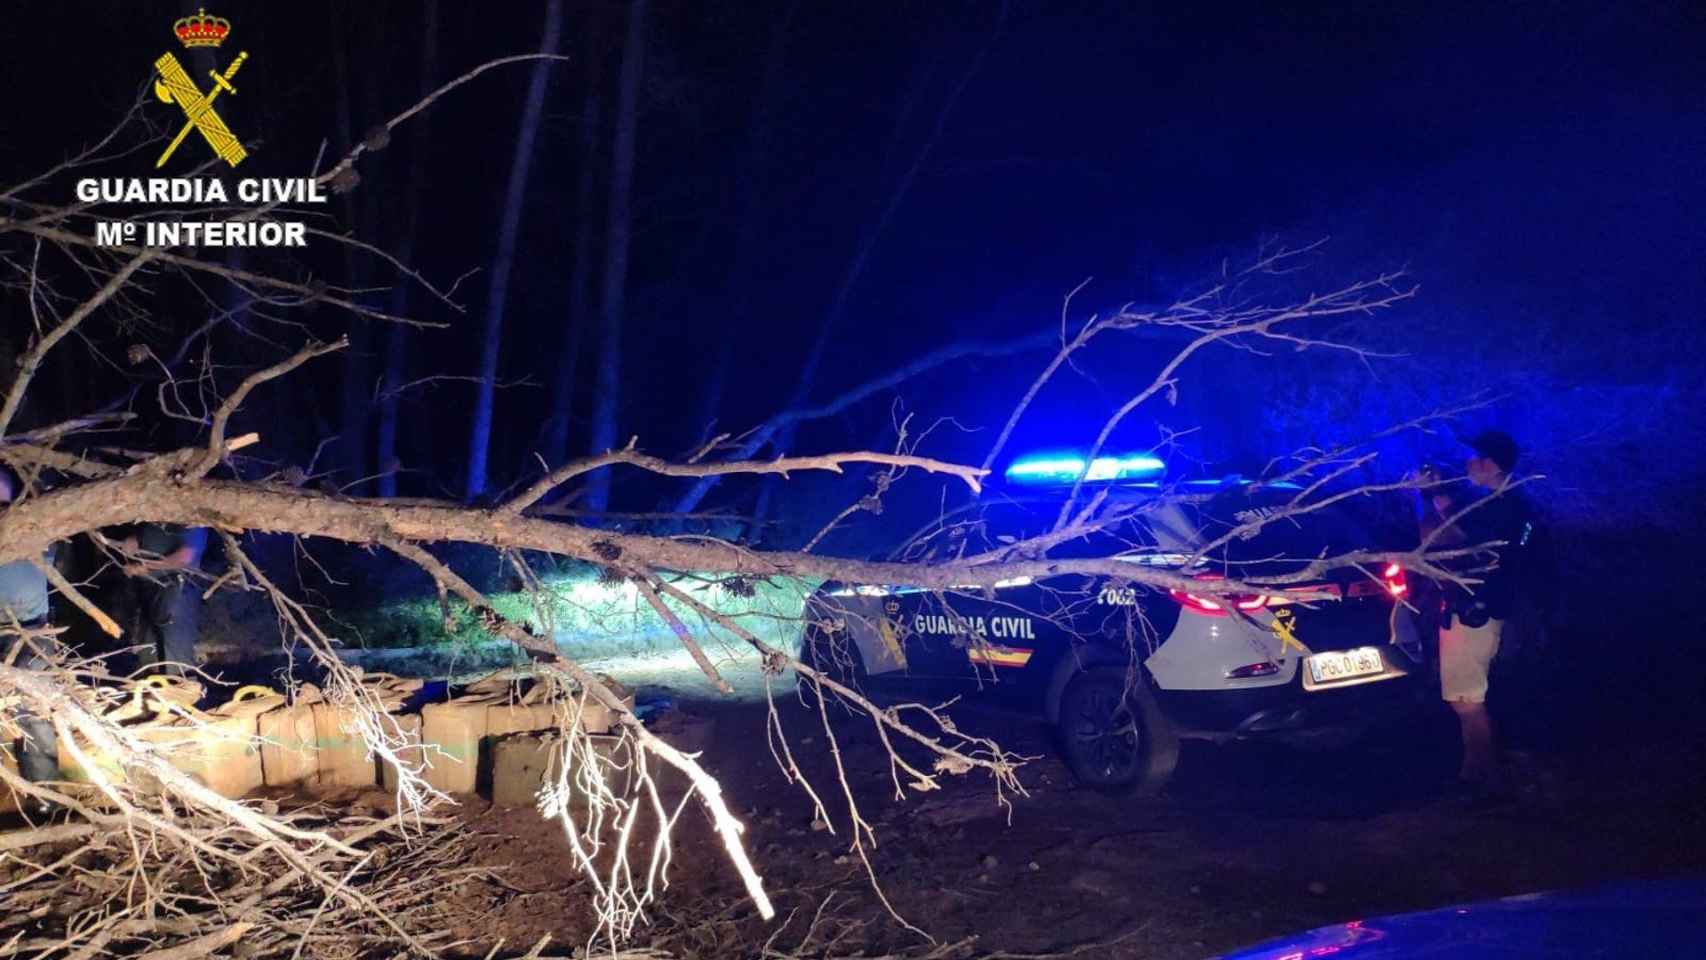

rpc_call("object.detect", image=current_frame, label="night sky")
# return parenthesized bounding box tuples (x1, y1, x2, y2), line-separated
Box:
(2, 2, 1702, 541)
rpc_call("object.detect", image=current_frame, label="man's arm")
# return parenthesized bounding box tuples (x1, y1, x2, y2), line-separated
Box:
(122, 527, 205, 574)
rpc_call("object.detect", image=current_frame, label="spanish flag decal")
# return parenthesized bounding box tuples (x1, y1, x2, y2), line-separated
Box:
(967, 645, 1034, 668)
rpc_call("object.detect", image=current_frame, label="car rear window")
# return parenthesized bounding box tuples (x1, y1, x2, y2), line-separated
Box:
(966, 494, 1165, 560)
(1189, 485, 1414, 575)
(945, 483, 1412, 575)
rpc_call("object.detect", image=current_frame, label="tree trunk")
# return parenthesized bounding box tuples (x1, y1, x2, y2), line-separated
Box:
(582, 0, 649, 515)
(670, 4, 797, 530)
(332, 19, 375, 494)
(543, 67, 604, 470)
(464, 0, 564, 500)
(376, 0, 439, 498)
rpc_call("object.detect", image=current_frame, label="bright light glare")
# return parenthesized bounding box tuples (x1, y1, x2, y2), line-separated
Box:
(826, 584, 893, 597)
(1005, 453, 1165, 485)
(1116, 552, 1192, 567)
(946, 575, 1034, 591)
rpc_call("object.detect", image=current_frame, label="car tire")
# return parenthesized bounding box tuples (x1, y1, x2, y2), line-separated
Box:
(1057, 666, 1179, 796)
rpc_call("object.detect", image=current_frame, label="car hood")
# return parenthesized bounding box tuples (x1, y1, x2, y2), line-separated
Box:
(1215, 878, 1706, 959)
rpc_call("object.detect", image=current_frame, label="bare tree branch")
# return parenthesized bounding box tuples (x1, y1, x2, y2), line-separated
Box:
(34, 559, 121, 639)
(630, 567, 735, 695)
(185, 339, 346, 479)
(505, 442, 988, 516)
(0, 252, 155, 436)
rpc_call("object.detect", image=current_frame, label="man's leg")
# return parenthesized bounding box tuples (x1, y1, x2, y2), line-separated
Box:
(1450, 699, 1499, 785)
(3, 633, 60, 784)
(158, 579, 199, 674)
(1439, 615, 1505, 789)
(15, 712, 56, 783)
(132, 577, 179, 673)
(130, 617, 163, 671)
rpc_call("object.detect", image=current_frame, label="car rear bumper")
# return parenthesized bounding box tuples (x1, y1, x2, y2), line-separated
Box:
(1156, 659, 1427, 741)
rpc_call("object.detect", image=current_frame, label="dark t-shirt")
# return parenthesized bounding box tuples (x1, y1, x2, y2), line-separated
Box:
(135, 523, 188, 558)
(1457, 487, 1535, 620)
(0, 556, 49, 624)
(132, 524, 207, 565)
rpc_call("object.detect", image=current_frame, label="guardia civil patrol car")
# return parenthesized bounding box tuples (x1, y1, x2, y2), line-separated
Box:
(799, 452, 1427, 794)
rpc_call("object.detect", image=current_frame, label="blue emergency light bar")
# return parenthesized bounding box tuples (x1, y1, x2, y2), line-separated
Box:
(1004, 452, 1166, 485)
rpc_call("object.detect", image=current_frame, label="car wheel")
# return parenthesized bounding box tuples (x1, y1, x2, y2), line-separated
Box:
(1057, 666, 1179, 796)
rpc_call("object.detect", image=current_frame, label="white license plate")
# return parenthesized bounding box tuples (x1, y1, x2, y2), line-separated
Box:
(1306, 647, 1385, 686)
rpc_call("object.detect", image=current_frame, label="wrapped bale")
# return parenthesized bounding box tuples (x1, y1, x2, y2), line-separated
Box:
(58, 685, 267, 800)
(311, 674, 422, 790)
(491, 732, 640, 809)
(490, 732, 560, 807)
(135, 674, 205, 711)
(417, 693, 490, 795)
(415, 670, 633, 797)
(258, 684, 321, 788)
(378, 712, 425, 794)
(192, 685, 283, 798)
(486, 681, 561, 736)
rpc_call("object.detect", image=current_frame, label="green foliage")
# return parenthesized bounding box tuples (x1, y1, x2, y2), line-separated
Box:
(326, 571, 821, 661)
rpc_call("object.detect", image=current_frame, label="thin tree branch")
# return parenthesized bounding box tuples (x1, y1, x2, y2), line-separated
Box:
(505, 443, 987, 516)
(184, 339, 346, 479)
(629, 567, 735, 695)
(0, 252, 154, 436)
(34, 559, 121, 639)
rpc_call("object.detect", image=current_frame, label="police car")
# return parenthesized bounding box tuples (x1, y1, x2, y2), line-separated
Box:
(799, 452, 1427, 794)
(1220, 879, 1706, 959)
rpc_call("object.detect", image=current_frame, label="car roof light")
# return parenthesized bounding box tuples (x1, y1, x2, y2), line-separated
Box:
(1004, 452, 1165, 485)
(1115, 552, 1193, 568)
(825, 584, 893, 597)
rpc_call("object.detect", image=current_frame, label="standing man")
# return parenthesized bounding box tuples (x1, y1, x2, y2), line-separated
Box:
(1439, 430, 1533, 799)
(119, 523, 207, 676)
(0, 465, 59, 790)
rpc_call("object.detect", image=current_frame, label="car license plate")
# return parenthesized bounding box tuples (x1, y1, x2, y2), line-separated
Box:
(1306, 647, 1385, 686)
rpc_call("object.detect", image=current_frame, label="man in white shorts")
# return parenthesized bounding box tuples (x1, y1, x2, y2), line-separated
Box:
(1439, 430, 1532, 797)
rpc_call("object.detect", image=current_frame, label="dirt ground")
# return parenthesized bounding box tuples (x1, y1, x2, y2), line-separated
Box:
(385, 651, 1706, 959)
(25, 647, 1690, 957)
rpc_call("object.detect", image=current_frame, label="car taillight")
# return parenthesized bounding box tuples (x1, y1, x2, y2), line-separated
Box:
(1169, 573, 1269, 617)
(1383, 563, 1408, 598)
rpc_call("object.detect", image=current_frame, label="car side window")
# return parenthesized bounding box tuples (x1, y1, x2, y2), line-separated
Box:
(970, 497, 1162, 561)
